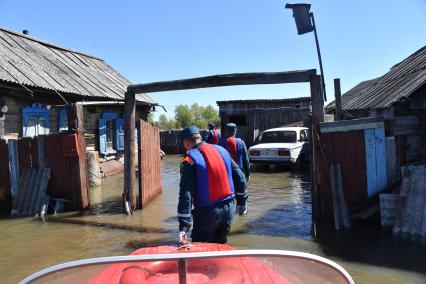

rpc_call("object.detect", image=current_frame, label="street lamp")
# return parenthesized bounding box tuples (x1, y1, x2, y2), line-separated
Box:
(285, 3, 327, 101)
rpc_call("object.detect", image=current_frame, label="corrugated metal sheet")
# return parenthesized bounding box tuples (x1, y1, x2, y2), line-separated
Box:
(0, 28, 156, 105)
(10, 168, 50, 218)
(217, 97, 311, 104)
(327, 45, 426, 110)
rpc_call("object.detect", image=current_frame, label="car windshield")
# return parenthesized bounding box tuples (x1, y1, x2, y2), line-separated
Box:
(260, 131, 297, 143)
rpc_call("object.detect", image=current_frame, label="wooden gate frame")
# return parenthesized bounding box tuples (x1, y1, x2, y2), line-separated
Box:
(123, 71, 325, 232)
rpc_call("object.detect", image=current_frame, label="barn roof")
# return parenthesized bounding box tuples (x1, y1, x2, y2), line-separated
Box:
(327, 45, 426, 111)
(217, 97, 311, 104)
(0, 27, 155, 105)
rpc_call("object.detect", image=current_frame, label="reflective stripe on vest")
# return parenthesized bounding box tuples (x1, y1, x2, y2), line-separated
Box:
(187, 143, 235, 207)
(220, 137, 243, 169)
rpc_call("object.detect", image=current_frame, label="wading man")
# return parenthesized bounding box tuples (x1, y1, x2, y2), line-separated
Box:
(220, 123, 250, 181)
(204, 122, 221, 144)
(178, 126, 248, 244)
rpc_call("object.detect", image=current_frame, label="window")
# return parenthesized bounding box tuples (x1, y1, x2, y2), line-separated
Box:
(22, 103, 50, 137)
(260, 131, 297, 144)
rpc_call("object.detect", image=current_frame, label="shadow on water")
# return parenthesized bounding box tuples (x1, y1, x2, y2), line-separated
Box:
(315, 223, 426, 275)
(40, 214, 175, 235)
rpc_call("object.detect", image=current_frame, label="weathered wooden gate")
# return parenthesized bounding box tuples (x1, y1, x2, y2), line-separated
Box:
(318, 117, 388, 218)
(137, 120, 162, 208)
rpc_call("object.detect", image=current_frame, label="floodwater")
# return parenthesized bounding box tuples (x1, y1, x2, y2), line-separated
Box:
(1, 155, 426, 283)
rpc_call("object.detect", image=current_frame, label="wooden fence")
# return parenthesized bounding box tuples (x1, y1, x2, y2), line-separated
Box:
(0, 132, 89, 214)
(160, 129, 208, 154)
(138, 120, 162, 208)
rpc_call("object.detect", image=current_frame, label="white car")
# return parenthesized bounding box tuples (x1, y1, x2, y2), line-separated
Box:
(248, 127, 310, 167)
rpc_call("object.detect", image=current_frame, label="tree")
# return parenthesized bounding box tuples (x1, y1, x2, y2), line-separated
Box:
(203, 105, 219, 126)
(155, 104, 219, 130)
(156, 114, 176, 130)
(175, 105, 192, 128)
(147, 113, 154, 124)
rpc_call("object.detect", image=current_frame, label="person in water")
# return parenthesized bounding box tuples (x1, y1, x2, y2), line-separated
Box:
(204, 122, 221, 144)
(178, 126, 248, 245)
(220, 123, 250, 181)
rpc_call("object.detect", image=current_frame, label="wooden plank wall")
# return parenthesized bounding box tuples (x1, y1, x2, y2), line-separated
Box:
(319, 130, 368, 217)
(17, 137, 39, 173)
(364, 127, 388, 197)
(0, 139, 11, 212)
(43, 133, 89, 210)
(138, 120, 162, 208)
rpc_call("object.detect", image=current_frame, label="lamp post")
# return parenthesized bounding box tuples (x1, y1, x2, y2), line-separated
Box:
(285, 3, 327, 101)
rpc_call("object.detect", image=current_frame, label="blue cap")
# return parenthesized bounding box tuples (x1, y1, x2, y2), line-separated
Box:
(226, 123, 237, 131)
(180, 126, 200, 140)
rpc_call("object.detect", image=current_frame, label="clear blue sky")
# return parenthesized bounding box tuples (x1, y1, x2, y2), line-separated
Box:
(1, 0, 425, 119)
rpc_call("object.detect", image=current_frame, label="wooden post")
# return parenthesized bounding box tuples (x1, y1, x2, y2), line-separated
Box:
(87, 151, 102, 186)
(137, 120, 142, 209)
(124, 91, 137, 212)
(334, 78, 343, 121)
(309, 74, 325, 236)
(67, 103, 84, 132)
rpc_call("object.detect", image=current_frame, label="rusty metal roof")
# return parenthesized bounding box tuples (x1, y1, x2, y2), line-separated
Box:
(327, 45, 426, 111)
(217, 97, 311, 104)
(0, 27, 155, 105)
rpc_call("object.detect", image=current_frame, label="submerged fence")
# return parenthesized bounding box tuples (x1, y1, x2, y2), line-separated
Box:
(0, 132, 89, 215)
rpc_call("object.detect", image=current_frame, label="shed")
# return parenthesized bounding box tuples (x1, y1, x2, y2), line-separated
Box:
(216, 97, 311, 146)
(0, 27, 157, 156)
(326, 45, 426, 163)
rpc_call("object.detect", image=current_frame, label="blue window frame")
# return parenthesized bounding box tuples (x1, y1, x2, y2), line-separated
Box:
(22, 103, 50, 137)
(99, 111, 118, 155)
(114, 117, 124, 151)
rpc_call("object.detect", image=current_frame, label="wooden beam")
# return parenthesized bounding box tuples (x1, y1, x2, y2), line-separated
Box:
(320, 117, 384, 133)
(334, 78, 343, 121)
(128, 70, 317, 94)
(309, 74, 325, 236)
(124, 91, 137, 212)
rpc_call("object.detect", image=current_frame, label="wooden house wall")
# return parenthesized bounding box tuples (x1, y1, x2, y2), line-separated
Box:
(83, 105, 148, 151)
(1, 94, 150, 151)
(1, 95, 59, 139)
(340, 87, 426, 164)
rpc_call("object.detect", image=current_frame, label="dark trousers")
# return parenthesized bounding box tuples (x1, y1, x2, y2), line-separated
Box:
(191, 199, 234, 244)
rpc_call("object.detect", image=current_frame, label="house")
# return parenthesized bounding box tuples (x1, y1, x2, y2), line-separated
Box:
(326, 45, 426, 163)
(216, 97, 311, 147)
(0, 27, 156, 157)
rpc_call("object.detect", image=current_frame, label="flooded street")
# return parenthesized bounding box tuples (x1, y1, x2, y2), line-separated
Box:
(1, 155, 425, 283)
